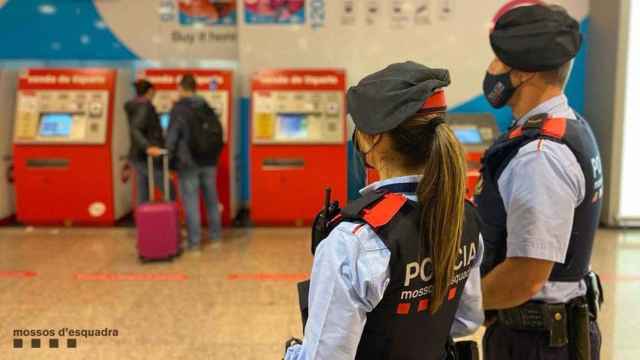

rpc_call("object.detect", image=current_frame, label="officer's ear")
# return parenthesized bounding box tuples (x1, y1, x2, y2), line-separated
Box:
(511, 69, 536, 87)
(371, 134, 383, 147)
(488, 57, 510, 75)
(355, 130, 382, 152)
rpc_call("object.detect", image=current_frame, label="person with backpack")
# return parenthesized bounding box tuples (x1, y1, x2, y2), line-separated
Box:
(166, 74, 224, 252)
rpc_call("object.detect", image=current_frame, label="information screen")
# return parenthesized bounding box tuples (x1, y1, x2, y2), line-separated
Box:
(453, 127, 482, 145)
(39, 113, 73, 137)
(160, 113, 170, 130)
(277, 114, 308, 139)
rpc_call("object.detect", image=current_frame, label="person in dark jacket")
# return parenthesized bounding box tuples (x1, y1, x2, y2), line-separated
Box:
(125, 79, 174, 205)
(166, 74, 223, 251)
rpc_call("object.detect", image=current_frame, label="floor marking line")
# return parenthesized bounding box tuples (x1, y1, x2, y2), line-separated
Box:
(74, 273, 188, 281)
(226, 273, 310, 282)
(0, 271, 37, 279)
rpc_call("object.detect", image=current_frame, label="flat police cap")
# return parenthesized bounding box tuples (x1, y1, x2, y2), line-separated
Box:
(347, 61, 450, 134)
(490, 4, 582, 72)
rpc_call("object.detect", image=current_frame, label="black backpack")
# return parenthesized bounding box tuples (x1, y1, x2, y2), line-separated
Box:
(187, 100, 223, 164)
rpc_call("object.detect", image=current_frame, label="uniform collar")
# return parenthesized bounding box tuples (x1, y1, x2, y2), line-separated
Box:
(360, 175, 422, 196)
(514, 94, 569, 127)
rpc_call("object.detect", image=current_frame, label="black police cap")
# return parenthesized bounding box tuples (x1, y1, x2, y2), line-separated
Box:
(490, 4, 582, 72)
(347, 61, 450, 134)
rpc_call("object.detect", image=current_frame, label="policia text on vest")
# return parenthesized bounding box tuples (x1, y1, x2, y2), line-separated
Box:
(296, 189, 481, 360)
(477, 4, 604, 359)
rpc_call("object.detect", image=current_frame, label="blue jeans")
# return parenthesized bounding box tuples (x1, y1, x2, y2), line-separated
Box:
(179, 166, 222, 247)
(132, 160, 175, 205)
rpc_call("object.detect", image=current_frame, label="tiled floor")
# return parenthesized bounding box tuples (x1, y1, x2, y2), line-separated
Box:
(0, 226, 638, 359)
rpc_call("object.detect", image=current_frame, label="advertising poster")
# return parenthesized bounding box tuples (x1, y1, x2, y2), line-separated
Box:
(415, 0, 431, 25)
(244, 0, 305, 24)
(178, 0, 237, 26)
(391, 0, 411, 29)
(341, 0, 356, 26)
(365, 0, 381, 26)
(439, 0, 454, 21)
(94, 0, 238, 60)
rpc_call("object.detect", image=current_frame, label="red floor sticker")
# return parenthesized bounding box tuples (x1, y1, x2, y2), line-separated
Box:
(75, 273, 188, 281)
(0, 271, 37, 279)
(226, 273, 310, 281)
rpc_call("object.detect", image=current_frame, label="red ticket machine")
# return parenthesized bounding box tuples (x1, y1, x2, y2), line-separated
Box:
(140, 68, 236, 225)
(13, 68, 133, 225)
(0, 70, 18, 223)
(447, 113, 499, 198)
(250, 69, 348, 225)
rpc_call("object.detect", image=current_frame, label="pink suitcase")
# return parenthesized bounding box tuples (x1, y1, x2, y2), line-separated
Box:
(135, 152, 181, 261)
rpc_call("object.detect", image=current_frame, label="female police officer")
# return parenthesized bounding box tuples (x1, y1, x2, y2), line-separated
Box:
(284, 62, 484, 360)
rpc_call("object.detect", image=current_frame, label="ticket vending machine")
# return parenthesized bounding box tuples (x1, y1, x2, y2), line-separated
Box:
(140, 68, 236, 225)
(250, 69, 347, 225)
(447, 113, 499, 198)
(0, 70, 18, 223)
(13, 68, 133, 225)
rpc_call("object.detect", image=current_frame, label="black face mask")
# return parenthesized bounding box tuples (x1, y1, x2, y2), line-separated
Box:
(483, 71, 516, 109)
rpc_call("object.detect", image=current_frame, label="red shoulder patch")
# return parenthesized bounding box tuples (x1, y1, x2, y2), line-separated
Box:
(361, 193, 407, 228)
(508, 127, 523, 139)
(541, 117, 567, 139)
(508, 117, 567, 140)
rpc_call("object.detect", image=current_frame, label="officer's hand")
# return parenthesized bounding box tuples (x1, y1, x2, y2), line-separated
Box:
(283, 337, 302, 359)
(146, 146, 163, 157)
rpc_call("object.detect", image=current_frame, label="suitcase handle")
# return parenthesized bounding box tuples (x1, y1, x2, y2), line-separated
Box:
(147, 150, 170, 202)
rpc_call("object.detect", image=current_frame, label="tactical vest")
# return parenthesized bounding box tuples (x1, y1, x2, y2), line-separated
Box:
(329, 187, 481, 360)
(475, 113, 603, 282)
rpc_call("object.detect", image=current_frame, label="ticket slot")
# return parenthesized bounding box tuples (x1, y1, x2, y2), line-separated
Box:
(26, 158, 70, 168)
(262, 158, 305, 170)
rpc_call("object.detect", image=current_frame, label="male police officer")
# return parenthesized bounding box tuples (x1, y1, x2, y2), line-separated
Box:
(475, 4, 604, 360)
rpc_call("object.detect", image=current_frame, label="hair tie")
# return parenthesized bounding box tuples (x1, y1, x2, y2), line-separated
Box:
(425, 117, 446, 133)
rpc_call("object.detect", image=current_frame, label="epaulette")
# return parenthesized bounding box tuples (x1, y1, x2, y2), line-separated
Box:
(342, 191, 407, 228)
(508, 113, 568, 140)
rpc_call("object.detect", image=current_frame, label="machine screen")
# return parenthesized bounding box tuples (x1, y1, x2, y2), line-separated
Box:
(160, 113, 170, 130)
(278, 114, 308, 139)
(39, 113, 73, 137)
(454, 127, 482, 145)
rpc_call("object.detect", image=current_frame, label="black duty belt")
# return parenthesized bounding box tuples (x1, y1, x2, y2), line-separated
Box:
(497, 296, 589, 348)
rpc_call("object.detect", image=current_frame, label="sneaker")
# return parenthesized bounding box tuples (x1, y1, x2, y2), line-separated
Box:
(186, 243, 201, 251)
(187, 249, 202, 257)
